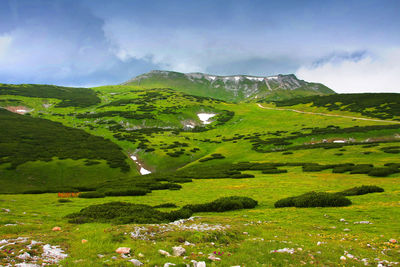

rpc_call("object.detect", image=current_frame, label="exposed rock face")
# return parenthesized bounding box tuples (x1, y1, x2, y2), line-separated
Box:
(123, 70, 334, 102)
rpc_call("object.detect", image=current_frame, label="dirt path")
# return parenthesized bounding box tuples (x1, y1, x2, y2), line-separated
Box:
(257, 103, 400, 124)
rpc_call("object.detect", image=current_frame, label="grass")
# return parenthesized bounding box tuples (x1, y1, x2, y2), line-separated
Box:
(1, 85, 400, 265)
(1, 168, 399, 266)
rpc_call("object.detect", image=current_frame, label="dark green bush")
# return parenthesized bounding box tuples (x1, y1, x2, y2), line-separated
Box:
(58, 199, 72, 203)
(184, 196, 258, 212)
(274, 192, 352, 208)
(261, 168, 287, 174)
(338, 185, 384, 196)
(349, 164, 373, 174)
(103, 188, 150, 196)
(230, 173, 255, 178)
(368, 167, 399, 177)
(78, 192, 105, 198)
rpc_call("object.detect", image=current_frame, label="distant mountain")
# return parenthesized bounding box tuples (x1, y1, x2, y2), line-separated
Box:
(122, 70, 335, 102)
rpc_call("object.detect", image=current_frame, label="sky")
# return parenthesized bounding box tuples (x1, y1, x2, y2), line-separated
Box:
(0, 0, 399, 93)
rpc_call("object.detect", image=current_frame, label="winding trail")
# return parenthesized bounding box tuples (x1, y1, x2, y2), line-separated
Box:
(257, 103, 400, 124)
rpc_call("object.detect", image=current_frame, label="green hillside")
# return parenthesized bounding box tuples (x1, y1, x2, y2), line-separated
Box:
(1, 83, 400, 266)
(123, 70, 335, 102)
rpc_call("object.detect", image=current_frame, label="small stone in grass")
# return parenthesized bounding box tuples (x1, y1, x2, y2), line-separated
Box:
(343, 228, 351, 232)
(172, 246, 186, 256)
(208, 254, 221, 261)
(116, 247, 131, 254)
(159, 249, 171, 257)
(129, 259, 144, 266)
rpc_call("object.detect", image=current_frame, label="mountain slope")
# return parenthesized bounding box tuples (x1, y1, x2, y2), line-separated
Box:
(122, 70, 335, 102)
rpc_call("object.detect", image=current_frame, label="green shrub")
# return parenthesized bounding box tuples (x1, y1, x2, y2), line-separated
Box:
(78, 192, 105, 198)
(184, 196, 258, 212)
(261, 168, 287, 174)
(338, 185, 384, 196)
(230, 173, 255, 178)
(58, 199, 72, 203)
(368, 167, 399, 177)
(349, 164, 373, 174)
(103, 188, 150, 196)
(274, 192, 352, 208)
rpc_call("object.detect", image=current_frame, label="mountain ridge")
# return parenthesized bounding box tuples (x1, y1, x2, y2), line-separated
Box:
(122, 70, 335, 102)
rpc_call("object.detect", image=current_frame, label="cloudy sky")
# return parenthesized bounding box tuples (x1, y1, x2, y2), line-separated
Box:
(0, 0, 399, 93)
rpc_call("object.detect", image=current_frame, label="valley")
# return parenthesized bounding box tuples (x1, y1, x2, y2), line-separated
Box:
(0, 77, 399, 266)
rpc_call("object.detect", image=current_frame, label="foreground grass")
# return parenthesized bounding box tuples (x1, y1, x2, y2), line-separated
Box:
(1, 169, 399, 266)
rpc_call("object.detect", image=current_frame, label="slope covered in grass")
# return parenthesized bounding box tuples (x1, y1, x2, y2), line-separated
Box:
(271, 93, 400, 121)
(0, 83, 100, 107)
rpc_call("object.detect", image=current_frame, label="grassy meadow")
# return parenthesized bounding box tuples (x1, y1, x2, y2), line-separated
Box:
(0, 84, 399, 266)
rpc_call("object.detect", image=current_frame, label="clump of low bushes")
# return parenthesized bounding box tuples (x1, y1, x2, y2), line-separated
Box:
(103, 188, 150, 196)
(183, 196, 258, 213)
(78, 192, 105, 198)
(67, 196, 258, 224)
(275, 184, 385, 208)
(274, 192, 352, 208)
(338, 185, 384, 196)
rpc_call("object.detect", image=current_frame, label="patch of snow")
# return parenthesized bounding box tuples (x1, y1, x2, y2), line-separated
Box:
(267, 76, 278, 80)
(197, 113, 216, 124)
(208, 76, 216, 81)
(130, 154, 151, 175)
(234, 76, 241, 81)
(246, 76, 264, 81)
(333, 140, 346, 143)
(140, 167, 151, 175)
(185, 124, 195, 129)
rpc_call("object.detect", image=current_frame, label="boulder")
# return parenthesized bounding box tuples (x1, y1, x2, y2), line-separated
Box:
(172, 246, 186, 256)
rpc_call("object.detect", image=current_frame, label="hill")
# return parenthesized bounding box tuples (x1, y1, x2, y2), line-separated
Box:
(1, 82, 400, 266)
(122, 70, 335, 102)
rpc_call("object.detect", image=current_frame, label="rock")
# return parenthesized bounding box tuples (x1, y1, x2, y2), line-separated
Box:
(191, 260, 206, 267)
(389, 238, 397, 244)
(340, 256, 346, 261)
(81, 239, 88, 244)
(138, 253, 144, 257)
(164, 263, 176, 267)
(208, 254, 221, 261)
(184, 241, 194, 246)
(17, 252, 31, 260)
(129, 259, 144, 266)
(52, 226, 61, 231)
(243, 232, 248, 235)
(97, 254, 104, 258)
(343, 228, 351, 232)
(172, 246, 186, 256)
(116, 247, 131, 254)
(159, 249, 171, 257)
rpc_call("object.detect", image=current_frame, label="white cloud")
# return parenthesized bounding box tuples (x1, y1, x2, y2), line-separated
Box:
(296, 48, 400, 93)
(0, 34, 12, 59)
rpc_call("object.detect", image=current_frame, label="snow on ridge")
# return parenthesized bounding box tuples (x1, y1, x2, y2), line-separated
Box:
(197, 113, 216, 124)
(267, 76, 278, 80)
(246, 76, 264, 81)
